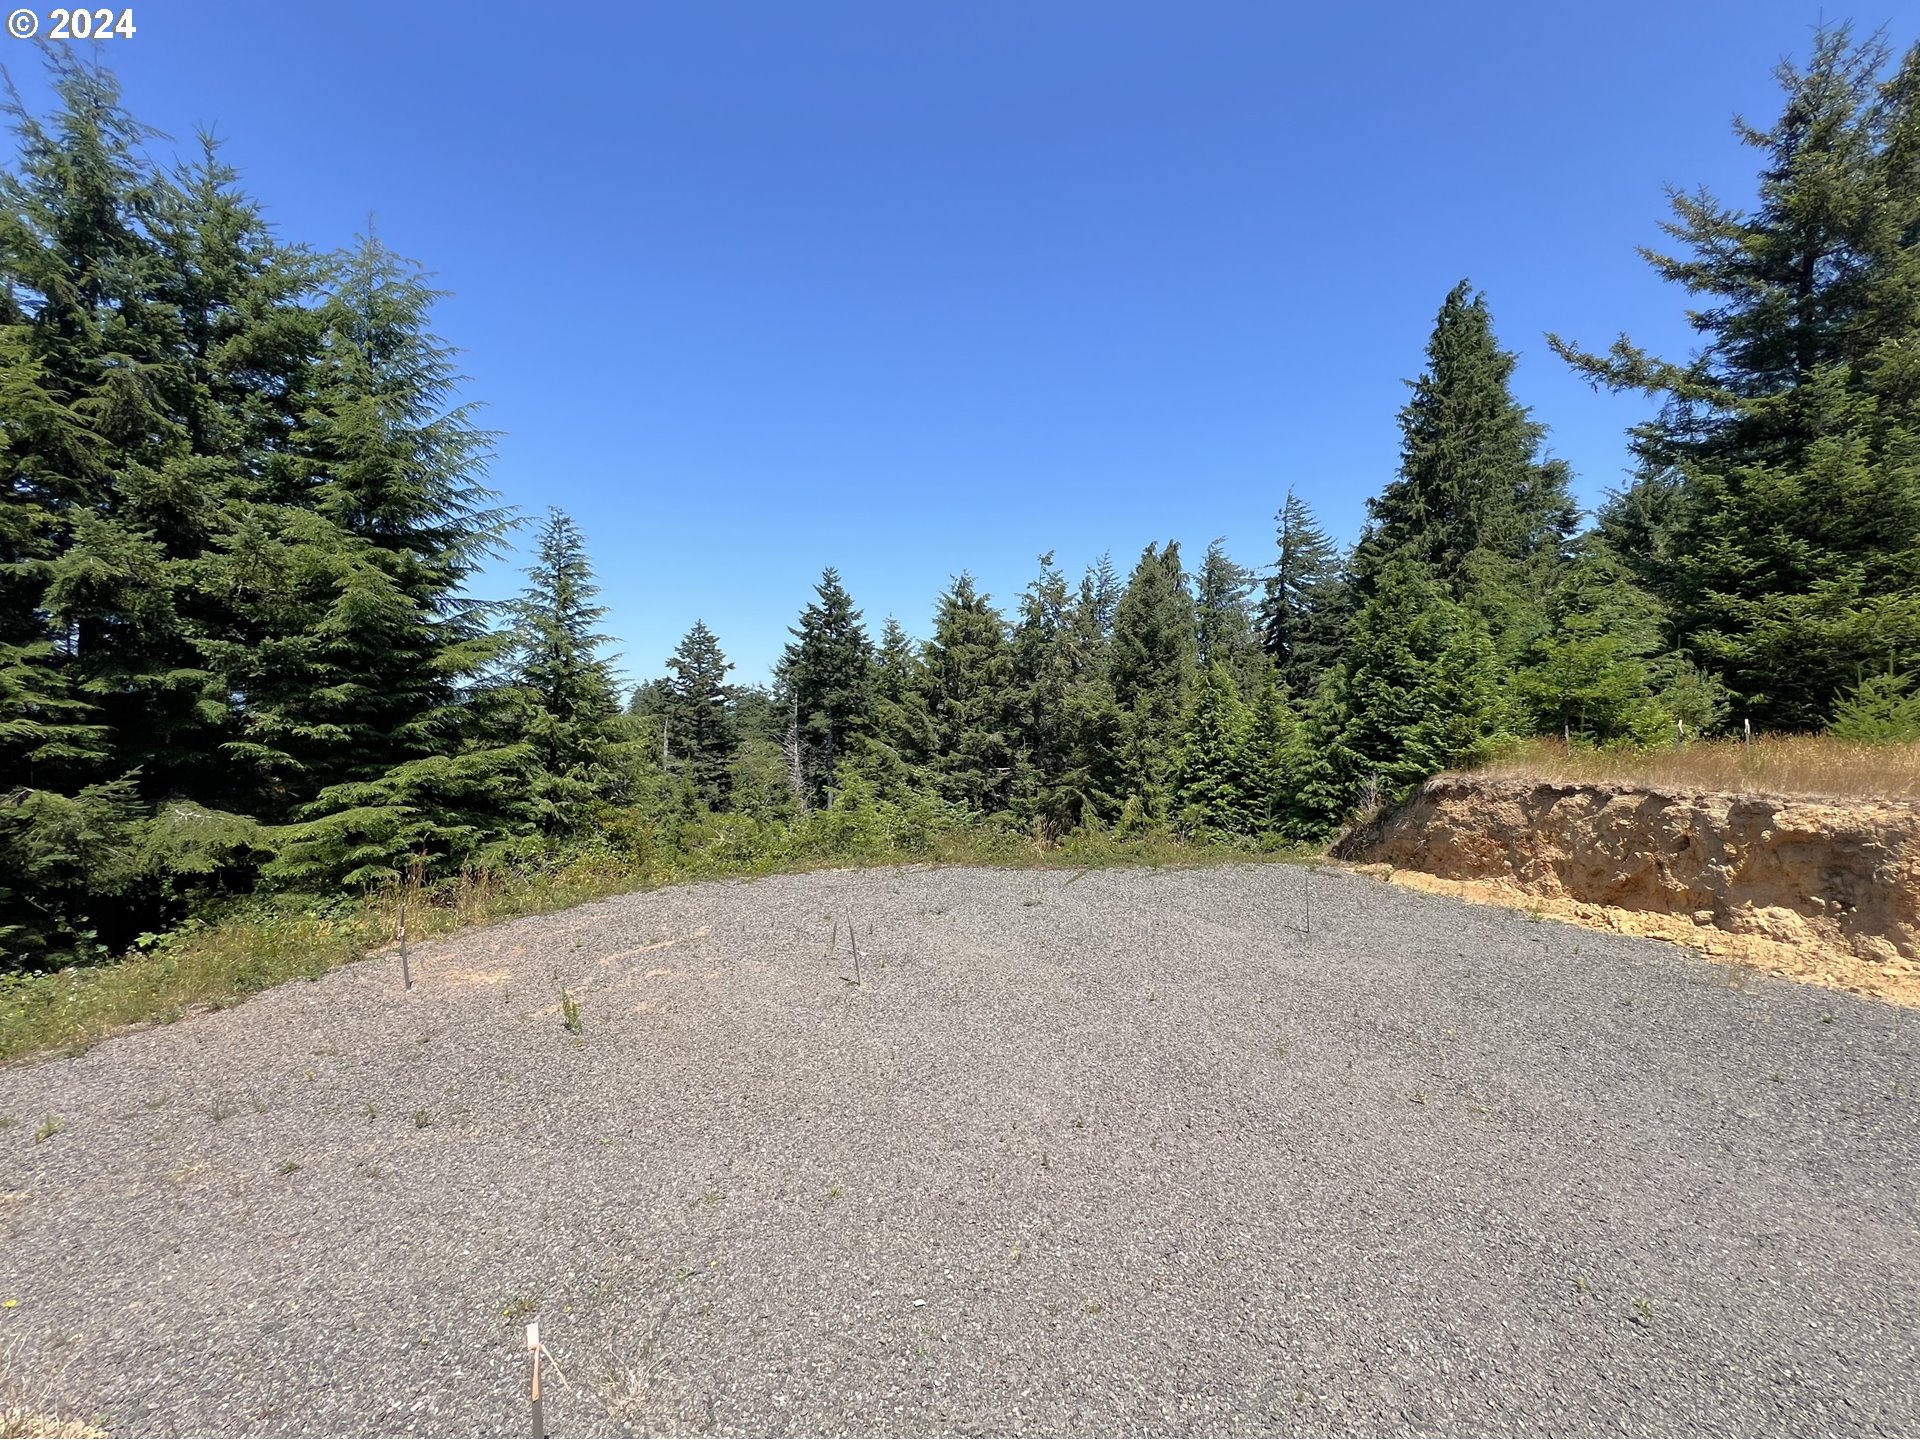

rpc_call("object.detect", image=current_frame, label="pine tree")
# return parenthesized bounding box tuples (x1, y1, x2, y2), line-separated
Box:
(506, 510, 621, 833)
(841, 615, 928, 802)
(1259, 489, 1348, 697)
(663, 620, 737, 810)
(1828, 670, 1920, 740)
(1194, 539, 1264, 693)
(920, 575, 1016, 814)
(1551, 27, 1920, 728)
(0, 60, 194, 961)
(1358, 282, 1576, 639)
(1515, 539, 1701, 745)
(260, 232, 518, 887)
(1109, 542, 1197, 817)
(1241, 671, 1308, 837)
(1318, 558, 1516, 816)
(1172, 662, 1252, 834)
(781, 567, 874, 803)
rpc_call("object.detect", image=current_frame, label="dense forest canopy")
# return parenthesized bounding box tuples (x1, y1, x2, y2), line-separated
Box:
(4, 31, 1919, 971)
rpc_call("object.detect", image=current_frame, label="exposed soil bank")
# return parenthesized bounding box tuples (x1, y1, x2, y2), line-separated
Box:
(1335, 774, 1920, 1002)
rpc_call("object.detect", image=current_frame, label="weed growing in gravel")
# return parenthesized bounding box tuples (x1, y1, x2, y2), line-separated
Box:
(32, 1114, 62, 1142)
(1631, 1298, 1654, 1327)
(502, 1297, 538, 1320)
(206, 1101, 234, 1122)
(413, 1108, 432, 1129)
(0, 1116, 13, 1130)
(277, 1161, 301, 1176)
(360, 1102, 376, 1122)
(560, 990, 582, 1034)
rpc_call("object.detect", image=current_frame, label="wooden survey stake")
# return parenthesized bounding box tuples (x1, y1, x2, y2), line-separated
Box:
(527, 1321, 545, 1438)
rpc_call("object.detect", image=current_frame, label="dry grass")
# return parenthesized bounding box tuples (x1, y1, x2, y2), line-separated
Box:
(0, 1339, 107, 1439)
(1472, 735, 1920, 803)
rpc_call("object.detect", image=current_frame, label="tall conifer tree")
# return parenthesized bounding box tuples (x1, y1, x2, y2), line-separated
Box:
(782, 567, 874, 802)
(664, 620, 737, 810)
(1259, 489, 1348, 698)
(1552, 27, 1920, 726)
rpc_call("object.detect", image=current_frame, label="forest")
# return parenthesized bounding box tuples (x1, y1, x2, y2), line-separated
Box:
(4, 28, 1920, 976)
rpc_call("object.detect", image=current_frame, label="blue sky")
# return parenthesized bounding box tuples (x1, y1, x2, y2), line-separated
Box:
(4, 2, 1894, 685)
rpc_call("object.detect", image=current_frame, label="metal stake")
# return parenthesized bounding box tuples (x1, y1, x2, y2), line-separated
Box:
(398, 892, 411, 992)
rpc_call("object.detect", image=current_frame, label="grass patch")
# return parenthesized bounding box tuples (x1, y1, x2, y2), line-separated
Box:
(1473, 734, 1920, 802)
(0, 814, 1307, 1066)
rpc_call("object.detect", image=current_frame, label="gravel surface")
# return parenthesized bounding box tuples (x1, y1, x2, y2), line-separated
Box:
(2, 862, 1917, 1437)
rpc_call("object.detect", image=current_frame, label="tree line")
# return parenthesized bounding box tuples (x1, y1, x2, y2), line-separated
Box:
(4, 29, 1919, 971)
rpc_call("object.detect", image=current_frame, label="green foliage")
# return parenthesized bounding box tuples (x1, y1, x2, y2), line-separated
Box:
(506, 509, 624, 833)
(1553, 27, 1920, 728)
(1829, 670, 1920, 741)
(6, 35, 1916, 984)
(663, 620, 738, 809)
(920, 575, 1017, 815)
(782, 567, 874, 802)
(1111, 542, 1197, 818)
(1172, 663, 1252, 834)
(1260, 489, 1348, 697)
(1358, 281, 1576, 601)
(1515, 541, 1676, 745)
(1194, 540, 1264, 694)
(1319, 559, 1517, 811)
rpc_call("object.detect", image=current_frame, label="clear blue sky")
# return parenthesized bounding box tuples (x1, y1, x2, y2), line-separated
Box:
(4, 2, 1897, 687)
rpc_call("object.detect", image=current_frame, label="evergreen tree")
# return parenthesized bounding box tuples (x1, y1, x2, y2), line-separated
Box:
(1109, 542, 1197, 817)
(1357, 282, 1577, 646)
(663, 620, 737, 810)
(781, 567, 874, 803)
(1194, 539, 1264, 693)
(1241, 670, 1308, 838)
(0, 61, 217, 961)
(1318, 558, 1516, 815)
(1828, 669, 1920, 741)
(1552, 27, 1920, 727)
(499, 510, 621, 834)
(1513, 539, 1717, 745)
(920, 575, 1016, 814)
(847, 615, 931, 802)
(259, 232, 518, 887)
(1172, 662, 1252, 834)
(1259, 489, 1348, 697)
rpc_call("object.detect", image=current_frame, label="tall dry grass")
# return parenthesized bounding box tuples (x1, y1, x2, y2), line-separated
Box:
(1472, 734, 1920, 802)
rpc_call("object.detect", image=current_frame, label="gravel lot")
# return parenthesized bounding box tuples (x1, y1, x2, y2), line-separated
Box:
(2, 862, 1917, 1437)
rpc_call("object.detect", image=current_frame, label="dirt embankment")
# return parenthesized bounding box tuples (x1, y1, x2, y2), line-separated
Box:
(1335, 775, 1920, 1005)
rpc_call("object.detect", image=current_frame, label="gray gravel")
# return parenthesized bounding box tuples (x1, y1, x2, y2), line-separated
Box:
(1, 862, 1917, 1438)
